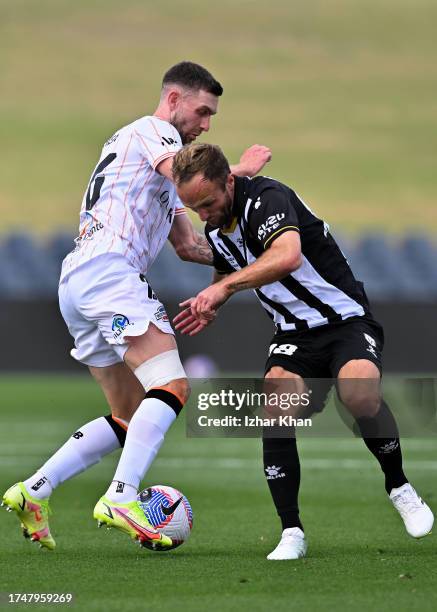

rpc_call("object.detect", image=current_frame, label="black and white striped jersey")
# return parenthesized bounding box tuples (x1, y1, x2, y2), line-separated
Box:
(205, 175, 371, 332)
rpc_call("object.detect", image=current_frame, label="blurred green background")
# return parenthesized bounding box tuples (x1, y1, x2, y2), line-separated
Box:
(1, 0, 436, 237)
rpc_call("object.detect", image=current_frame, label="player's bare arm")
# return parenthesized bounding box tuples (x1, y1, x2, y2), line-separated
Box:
(219, 231, 301, 296)
(174, 232, 301, 335)
(229, 144, 272, 177)
(168, 213, 213, 265)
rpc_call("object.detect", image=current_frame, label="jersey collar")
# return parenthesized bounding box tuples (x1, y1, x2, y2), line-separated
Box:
(220, 176, 249, 233)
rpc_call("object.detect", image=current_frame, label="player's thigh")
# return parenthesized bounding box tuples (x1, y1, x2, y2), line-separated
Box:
(329, 317, 384, 378)
(331, 319, 384, 417)
(85, 259, 181, 370)
(124, 322, 177, 370)
(65, 255, 188, 403)
(265, 366, 305, 387)
(89, 362, 145, 422)
(261, 366, 303, 421)
(265, 333, 331, 415)
(59, 271, 126, 371)
(124, 324, 189, 403)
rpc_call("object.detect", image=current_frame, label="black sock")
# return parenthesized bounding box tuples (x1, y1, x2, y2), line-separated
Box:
(263, 434, 303, 531)
(355, 400, 408, 494)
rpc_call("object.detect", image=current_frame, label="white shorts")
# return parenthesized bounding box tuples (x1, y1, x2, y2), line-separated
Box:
(58, 254, 174, 367)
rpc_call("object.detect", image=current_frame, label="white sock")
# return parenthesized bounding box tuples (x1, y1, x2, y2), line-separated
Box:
(23, 417, 122, 499)
(23, 470, 54, 500)
(106, 398, 176, 503)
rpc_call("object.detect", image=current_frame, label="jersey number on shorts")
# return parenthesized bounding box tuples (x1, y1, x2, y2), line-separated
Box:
(268, 343, 298, 356)
(86, 153, 117, 211)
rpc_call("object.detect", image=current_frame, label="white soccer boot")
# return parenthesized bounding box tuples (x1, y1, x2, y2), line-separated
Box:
(267, 527, 307, 560)
(389, 483, 434, 538)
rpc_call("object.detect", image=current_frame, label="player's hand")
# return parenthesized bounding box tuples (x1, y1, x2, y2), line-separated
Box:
(174, 298, 216, 336)
(236, 145, 272, 177)
(189, 282, 231, 320)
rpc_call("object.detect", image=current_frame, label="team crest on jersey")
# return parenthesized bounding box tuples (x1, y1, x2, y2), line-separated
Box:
(112, 314, 133, 339)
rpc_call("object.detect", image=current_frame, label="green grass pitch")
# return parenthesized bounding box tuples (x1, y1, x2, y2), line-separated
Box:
(2, 0, 437, 236)
(0, 375, 436, 611)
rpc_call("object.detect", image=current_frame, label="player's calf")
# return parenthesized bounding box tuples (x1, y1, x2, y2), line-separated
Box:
(97, 349, 188, 548)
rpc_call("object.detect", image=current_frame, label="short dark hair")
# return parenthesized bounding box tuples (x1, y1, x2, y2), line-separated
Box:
(162, 61, 223, 97)
(173, 143, 230, 189)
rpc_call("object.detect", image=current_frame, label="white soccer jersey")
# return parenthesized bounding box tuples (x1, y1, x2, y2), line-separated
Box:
(60, 116, 186, 282)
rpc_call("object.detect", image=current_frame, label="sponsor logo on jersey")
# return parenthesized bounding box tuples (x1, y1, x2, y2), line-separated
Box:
(154, 305, 169, 323)
(77, 214, 104, 243)
(265, 465, 286, 480)
(112, 314, 134, 339)
(219, 250, 239, 269)
(257, 213, 285, 241)
(159, 191, 170, 205)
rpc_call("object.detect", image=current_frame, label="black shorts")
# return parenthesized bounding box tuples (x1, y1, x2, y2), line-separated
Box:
(265, 316, 384, 379)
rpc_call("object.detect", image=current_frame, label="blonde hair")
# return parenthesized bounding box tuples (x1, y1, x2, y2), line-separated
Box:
(172, 143, 230, 188)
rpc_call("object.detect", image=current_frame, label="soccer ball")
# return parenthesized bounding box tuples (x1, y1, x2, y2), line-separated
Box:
(137, 485, 193, 550)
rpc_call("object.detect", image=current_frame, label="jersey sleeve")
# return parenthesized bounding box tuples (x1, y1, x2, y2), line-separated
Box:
(247, 187, 300, 249)
(174, 195, 187, 216)
(135, 117, 182, 170)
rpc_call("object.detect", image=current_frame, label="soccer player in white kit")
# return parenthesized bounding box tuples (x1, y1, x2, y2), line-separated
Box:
(2, 62, 271, 550)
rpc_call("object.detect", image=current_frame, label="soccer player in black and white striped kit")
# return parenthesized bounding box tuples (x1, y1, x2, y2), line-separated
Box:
(172, 142, 434, 560)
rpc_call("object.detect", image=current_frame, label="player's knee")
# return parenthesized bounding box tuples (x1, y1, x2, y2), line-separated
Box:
(133, 349, 189, 414)
(265, 367, 306, 402)
(341, 390, 381, 417)
(265, 366, 297, 379)
(134, 349, 186, 392)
